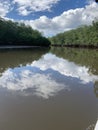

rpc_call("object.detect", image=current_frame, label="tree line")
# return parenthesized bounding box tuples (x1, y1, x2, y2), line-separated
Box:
(0, 17, 50, 47)
(49, 20, 98, 48)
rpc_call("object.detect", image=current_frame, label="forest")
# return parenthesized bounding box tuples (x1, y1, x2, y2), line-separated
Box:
(49, 20, 98, 48)
(0, 17, 50, 47)
(1, 17, 98, 48)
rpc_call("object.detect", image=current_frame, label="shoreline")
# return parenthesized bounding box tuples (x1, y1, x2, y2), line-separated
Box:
(51, 44, 98, 49)
(0, 45, 50, 49)
(0, 45, 98, 50)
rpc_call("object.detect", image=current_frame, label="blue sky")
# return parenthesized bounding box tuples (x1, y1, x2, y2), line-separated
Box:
(0, 0, 98, 36)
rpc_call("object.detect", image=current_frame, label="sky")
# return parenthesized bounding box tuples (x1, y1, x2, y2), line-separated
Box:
(0, 0, 98, 36)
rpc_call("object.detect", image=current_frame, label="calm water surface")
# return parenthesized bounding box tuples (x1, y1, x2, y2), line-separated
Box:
(0, 47, 98, 130)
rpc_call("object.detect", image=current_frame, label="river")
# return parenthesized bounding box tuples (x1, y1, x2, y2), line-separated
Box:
(0, 47, 98, 130)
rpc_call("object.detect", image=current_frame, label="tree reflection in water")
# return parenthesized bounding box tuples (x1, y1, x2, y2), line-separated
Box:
(94, 81, 98, 98)
(0, 53, 98, 99)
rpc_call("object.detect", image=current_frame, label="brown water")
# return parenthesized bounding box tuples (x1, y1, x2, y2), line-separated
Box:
(0, 47, 98, 130)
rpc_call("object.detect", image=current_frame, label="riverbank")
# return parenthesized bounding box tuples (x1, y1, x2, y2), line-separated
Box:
(0, 45, 98, 50)
(51, 44, 98, 49)
(49, 20, 98, 48)
(0, 45, 50, 49)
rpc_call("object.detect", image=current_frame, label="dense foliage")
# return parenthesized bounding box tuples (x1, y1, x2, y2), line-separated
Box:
(0, 17, 50, 47)
(50, 21, 98, 47)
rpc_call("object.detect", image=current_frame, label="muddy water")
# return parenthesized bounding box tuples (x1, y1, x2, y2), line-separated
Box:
(0, 47, 98, 130)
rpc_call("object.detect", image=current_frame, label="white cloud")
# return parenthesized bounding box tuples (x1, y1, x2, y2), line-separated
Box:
(0, 1, 11, 17)
(13, 0, 60, 16)
(1, 1, 98, 37)
(0, 0, 60, 17)
(22, 2, 98, 36)
(17, 6, 31, 16)
(0, 53, 98, 99)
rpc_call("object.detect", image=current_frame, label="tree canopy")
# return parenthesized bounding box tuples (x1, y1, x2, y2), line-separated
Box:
(49, 20, 98, 48)
(0, 17, 50, 47)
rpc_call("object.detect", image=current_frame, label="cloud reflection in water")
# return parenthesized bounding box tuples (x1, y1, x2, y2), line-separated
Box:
(0, 53, 98, 99)
(31, 53, 98, 84)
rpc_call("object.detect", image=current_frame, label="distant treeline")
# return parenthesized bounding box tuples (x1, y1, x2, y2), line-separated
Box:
(49, 20, 98, 48)
(0, 17, 50, 47)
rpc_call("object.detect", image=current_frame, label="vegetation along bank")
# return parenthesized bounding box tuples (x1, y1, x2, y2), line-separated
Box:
(1, 17, 98, 48)
(0, 17, 50, 47)
(49, 20, 98, 48)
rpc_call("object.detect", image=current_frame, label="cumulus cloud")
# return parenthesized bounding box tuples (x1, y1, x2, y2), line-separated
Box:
(0, 0, 11, 17)
(0, 0, 60, 16)
(1, 0, 98, 36)
(0, 53, 98, 99)
(13, 0, 60, 16)
(17, 6, 31, 16)
(23, 2, 98, 36)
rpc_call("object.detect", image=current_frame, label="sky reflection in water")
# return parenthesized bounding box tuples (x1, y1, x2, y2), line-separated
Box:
(0, 53, 98, 99)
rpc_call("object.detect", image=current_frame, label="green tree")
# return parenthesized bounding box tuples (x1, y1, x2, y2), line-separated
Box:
(0, 17, 50, 47)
